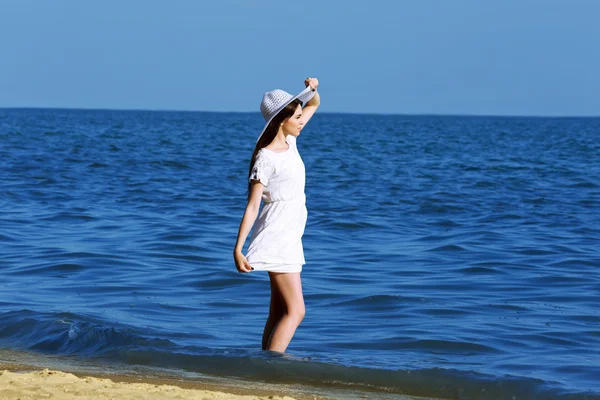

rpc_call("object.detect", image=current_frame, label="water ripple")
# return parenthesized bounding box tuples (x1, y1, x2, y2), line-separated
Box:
(0, 109, 599, 398)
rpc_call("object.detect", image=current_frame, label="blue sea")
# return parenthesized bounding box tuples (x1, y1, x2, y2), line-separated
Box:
(0, 108, 599, 399)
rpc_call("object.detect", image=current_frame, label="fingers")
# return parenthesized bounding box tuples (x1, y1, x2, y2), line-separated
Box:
(237, 264, 251, 273)
(245, 261, 254, 272)
(304, 77, 319, 91)
(235, 258, 254, 273)
(240, 260, 253, 273)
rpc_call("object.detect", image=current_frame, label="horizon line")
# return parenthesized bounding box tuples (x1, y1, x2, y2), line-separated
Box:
(1, 106, 598, 119)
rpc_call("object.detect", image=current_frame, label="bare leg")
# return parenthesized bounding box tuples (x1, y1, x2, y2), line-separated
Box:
(262, 276, 285, 350)
(265, 272, 305, 353)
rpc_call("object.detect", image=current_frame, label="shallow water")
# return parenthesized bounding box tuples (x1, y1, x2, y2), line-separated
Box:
(1, 109, 599, 399)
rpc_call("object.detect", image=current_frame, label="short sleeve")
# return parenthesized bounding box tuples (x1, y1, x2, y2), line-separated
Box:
(249, 151, 274, 186)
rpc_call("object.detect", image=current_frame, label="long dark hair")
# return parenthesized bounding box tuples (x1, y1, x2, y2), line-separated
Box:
(247, 99, 302, 195)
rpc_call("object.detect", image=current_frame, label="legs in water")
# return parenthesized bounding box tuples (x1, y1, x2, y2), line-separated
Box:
(262, 272, 305, 353)
(262, 276, 284, 350)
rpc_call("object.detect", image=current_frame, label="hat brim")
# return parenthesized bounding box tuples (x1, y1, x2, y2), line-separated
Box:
(256, 86, 316, 143)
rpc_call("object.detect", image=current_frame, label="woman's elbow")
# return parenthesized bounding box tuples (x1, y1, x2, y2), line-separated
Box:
(245, 201, 261, 216)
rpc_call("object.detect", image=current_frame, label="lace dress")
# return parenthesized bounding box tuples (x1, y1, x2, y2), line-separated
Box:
(246, 135, 307, 273)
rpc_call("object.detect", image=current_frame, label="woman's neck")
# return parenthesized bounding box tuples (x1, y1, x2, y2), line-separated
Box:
(267, 132, 289, 151)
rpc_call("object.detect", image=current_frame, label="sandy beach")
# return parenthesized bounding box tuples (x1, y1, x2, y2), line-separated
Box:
(0, 368, 301, 400)
(0, 349, 331, 400)
(0, 350, 434, 400)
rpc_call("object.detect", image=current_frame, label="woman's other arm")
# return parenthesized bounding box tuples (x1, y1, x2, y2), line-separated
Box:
(233, 182, 264, 273)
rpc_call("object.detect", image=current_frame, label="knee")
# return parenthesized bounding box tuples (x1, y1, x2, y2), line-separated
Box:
(288, 304, 305, 323)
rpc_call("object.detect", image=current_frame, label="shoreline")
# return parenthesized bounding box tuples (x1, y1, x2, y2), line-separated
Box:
(0, 349, 432, 400)
(0, 368, 299, 400)
(0, 348, 327, 400)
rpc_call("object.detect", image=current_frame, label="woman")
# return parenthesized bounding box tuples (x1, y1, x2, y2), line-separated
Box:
(233, 77, 320, 353)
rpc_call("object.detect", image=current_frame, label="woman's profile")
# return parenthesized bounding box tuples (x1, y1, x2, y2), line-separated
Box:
(233, 77, 320, 352)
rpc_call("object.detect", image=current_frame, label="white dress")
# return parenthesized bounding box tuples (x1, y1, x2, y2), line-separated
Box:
(246, 135, 307, 273)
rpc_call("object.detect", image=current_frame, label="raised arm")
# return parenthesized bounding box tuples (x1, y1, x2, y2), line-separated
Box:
(301, 77, 320, 126)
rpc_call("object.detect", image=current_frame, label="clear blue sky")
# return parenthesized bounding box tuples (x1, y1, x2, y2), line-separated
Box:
(1, 0, 599, 116)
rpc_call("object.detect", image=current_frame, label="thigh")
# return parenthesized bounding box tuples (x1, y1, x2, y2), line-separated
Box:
(268, 272, 304, 314)
(268, 275, 284, 313)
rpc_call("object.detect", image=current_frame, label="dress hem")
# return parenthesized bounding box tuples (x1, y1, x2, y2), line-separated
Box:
(250, 262, 303, 273)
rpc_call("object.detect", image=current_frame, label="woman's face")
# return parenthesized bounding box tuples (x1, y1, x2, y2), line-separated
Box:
(281, 105, 304, 137)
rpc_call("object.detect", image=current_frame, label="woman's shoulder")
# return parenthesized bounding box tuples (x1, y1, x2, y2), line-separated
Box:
(255, 148, 270, 162)
(256, 148, 275, 160)
(255, 149, 280, 169)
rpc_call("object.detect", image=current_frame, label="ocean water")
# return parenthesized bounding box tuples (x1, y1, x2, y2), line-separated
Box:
(0, 108, 599, 399)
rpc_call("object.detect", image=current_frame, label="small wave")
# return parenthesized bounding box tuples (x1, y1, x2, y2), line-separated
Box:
(470, 261, 519, 268)
(531, 275, 589, 284)
(334, 294, 423, 308)
(549, 259, 599, 268)
(0, 309, 598, 399)
(488, 304, 530, 312)
(427, 244, 467, 252)
(418, 308, 471, 316)
(187, 277, 252, 290)
(458, 266, 503, 274)
(397, 338, 502, 354)
(330, 220, 382, 229)
(516, 247, 557, 256)
(473, 180, 498, 188)
(0, 233, 18, 242)
(418, 202, 466, 214)
(9, 263, 87, 277)
(566, 181, 599, 189)
(0, 310, 174, 356)
(150, 160, 191, 169)
(496, 213, 524, 220)
(39, 212, 96, 222)
(87, 162, 110, 168)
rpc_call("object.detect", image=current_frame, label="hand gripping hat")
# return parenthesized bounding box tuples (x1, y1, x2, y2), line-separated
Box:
(257, 86, 316, 143)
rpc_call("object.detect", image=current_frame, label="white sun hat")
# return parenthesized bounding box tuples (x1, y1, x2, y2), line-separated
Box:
(257, 86, 316, 143)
